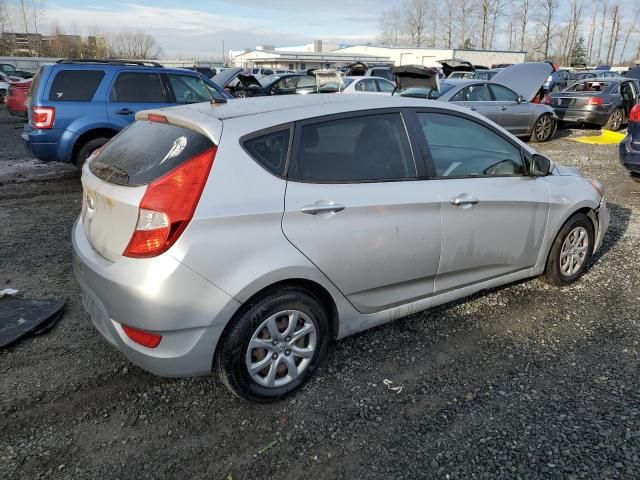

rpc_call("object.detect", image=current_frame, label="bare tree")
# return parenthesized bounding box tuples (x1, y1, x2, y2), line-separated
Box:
(404, 0, 429, 47)
(617, 1, 640, 64)
(595, 0, 608, 63)
(108, 30, 162, 59)
(479, 0, 491, 49)
(378, 7, 403, 47)
(586, 4, 598, 64)
(539, 0, 559, 59)
(455, 0, 476, 48)
(442, 0, 457, 48)
(518, 0, 530, 51)
(605, 0, 621, 64)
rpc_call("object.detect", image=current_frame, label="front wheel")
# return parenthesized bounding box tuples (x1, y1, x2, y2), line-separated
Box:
(542, 213, 595, 286)
(531, 113, 555, 142)
(216, 287, 330, 403)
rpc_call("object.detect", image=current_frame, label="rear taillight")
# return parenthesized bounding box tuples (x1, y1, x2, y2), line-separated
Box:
(31, 106, 55, 129)
(123, 147, 216, 258)
(122, 325, 162, 348)
(630, 104, 640, 122)
(586, 97, 604, 106)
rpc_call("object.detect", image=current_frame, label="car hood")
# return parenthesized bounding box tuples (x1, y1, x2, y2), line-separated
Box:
(392, 65, 440, 91)
(625, 66, 640, 80)
(490, 62, 554, 101)
(437, 59, 475, 77)
(553, 164, 583, 176)
(212, 68, 260, 89)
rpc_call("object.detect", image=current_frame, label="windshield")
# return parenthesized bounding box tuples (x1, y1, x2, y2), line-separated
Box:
(259, 75, 280, 87)
(438, 82, 456, 96)
(0, 64, 17, 74)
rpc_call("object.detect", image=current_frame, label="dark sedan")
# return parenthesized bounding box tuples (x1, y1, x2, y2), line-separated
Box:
(546, 78, 639, 130)
(213, 68, 310, 98)
(620, 103, 640, 181)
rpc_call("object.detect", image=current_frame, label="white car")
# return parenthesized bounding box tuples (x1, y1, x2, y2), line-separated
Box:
(342, 76, 396, 95)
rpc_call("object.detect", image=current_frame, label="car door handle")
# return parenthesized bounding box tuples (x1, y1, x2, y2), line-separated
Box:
(300, 202, 345, 215)
(500, 106, 508, 111)
(116, 108, 134, 115)
(450, 194, 480, 207)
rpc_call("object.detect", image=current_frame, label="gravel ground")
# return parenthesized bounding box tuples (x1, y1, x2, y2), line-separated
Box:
(1, 106, 639, 480)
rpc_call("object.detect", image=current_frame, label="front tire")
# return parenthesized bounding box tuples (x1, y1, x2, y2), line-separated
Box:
(216, 287, 330, 403)
(531, 113, 555, 142)
(542, 213, 595, 286)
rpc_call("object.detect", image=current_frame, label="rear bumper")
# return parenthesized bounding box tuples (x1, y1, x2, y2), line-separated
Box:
(553, 108, 610, 126)
(72, 219, 241, 377)
(619, 134, 640, 174)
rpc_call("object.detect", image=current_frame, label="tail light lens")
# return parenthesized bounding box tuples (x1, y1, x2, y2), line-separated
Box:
(123, 147, 216, 258)
(122, 325, 162, 348)
(586, 97, 604, 106)
(630, 104, 640, 122)
(31, 106, 55, 129)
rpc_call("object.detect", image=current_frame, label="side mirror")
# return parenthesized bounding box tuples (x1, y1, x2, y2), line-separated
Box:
(517, 95, 525, 104)
(531, 154, 551, 176)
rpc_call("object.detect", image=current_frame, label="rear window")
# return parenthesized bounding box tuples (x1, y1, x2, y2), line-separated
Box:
(48, 70, 104, 102)
(90, 121, 214, 186)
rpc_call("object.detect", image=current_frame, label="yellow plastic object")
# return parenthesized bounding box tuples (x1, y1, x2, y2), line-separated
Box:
(570, 129, 626, 145)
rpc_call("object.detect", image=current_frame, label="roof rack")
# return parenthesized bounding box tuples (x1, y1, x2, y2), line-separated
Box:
(56, 58, 164, 68)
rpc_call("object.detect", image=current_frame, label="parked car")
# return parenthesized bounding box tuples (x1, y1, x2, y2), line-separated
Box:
(344, 62, 395, 82)
(545, 78, 638, 131)
(620, 103, 640, 181)
(0, 63, 33, 79)
(22, 58, 231, 168)
(438, 59, 475, 78)
(213, 69, 310, 97)
(0, 78, 7, 104)
(342, 76, 396, 95)
(249, 68, 275, 79)
(436, 63, 558, 142)
(74, 94, 609, 402)
(542, 69, 572, 92)
(472, 69, 501, 81)
(393, 65, 440, 99)
(5, 80, 30, 117)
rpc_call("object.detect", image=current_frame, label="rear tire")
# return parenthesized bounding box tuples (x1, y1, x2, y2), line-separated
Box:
(604, 108, 624, 131)
(542, 213, 595, 287)
(630, 172, 640, 183)
(75, 137, 111, 170)
(531, 113, 556, 142)
(216, 287, 330, 403)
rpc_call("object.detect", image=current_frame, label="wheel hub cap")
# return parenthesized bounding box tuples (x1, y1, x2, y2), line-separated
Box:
(245, 310, 317, 388)
(559, 226, 589, 277)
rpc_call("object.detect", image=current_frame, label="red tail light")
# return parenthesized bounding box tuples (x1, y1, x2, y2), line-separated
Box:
(630, 104, 640, 122)
(123, 147, 216, 258)
(586, 97, 604, 106)
(122, 325, 162, 348)
(31, 106, 56, 129)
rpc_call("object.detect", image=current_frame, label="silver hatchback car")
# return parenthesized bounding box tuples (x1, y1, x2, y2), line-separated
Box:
(73, 95, 609, 402)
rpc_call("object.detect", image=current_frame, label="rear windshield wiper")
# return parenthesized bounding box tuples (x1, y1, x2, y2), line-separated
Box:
(92, 163, 129, 183)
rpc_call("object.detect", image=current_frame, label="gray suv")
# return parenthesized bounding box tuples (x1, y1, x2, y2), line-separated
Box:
(73, 95, 609, 402)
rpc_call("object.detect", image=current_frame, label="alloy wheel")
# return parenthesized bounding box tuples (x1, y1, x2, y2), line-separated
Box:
(535, 115, 553, 141)
(245, 310, 317, 388)
(559, 226, 589, 277)
(610, 110, 623, 130)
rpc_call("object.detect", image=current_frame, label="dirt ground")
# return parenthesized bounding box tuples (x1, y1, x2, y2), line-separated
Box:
(1, 107, 640, 480)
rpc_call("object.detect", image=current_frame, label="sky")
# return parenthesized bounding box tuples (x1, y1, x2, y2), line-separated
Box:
(46, 0, 389, 58)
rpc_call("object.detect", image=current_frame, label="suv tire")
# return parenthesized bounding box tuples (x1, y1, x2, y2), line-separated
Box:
(216, 286, 330, 403)
(75, 137, 111, 170)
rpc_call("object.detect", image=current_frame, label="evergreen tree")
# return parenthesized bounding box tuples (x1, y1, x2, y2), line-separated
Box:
(571, 36, 587, 66)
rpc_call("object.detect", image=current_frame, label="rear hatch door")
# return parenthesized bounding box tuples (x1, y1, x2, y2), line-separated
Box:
(82, 108, 221, 262)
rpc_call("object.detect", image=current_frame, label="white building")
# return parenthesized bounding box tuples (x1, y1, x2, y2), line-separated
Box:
(229, 41, 526, 71)
(334, 45, 526, 68)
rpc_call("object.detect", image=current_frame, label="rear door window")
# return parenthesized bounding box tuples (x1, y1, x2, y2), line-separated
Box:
(48, 70, 105, 101)
(290, 113, 416, 182)
(89, 121, 214, 186)
(112, 73, 166, 103)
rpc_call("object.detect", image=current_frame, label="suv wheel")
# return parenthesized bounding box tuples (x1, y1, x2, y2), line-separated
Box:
(216, 287, 330, 403)
(75, 137, 110, 170)
(543, 213, 595, 286)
